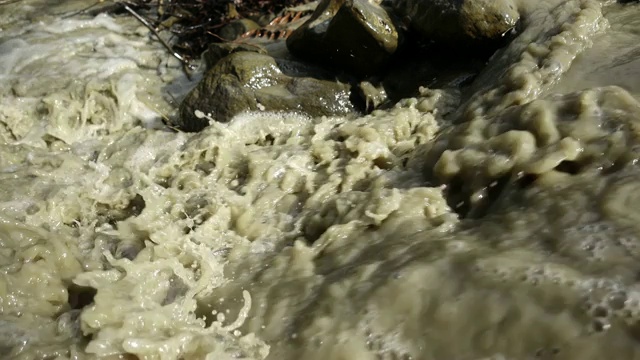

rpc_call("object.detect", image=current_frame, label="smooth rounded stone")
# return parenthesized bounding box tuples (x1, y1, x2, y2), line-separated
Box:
(286, 0, 399, 77)
(177, 52, 355, 132)
(393, 0, 519, 44)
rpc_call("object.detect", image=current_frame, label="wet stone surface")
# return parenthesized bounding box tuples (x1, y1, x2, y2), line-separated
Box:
(178, 51, 356, 131)
(286, 0, 400, 77)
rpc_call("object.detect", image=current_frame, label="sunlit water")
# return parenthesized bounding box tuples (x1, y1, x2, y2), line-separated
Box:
(1, 1, 640, 359)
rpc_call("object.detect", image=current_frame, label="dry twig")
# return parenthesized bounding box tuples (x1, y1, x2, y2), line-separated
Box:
(122, 3, 194, 79)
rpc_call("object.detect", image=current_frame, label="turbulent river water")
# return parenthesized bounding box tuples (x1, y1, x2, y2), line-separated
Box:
(1, 0, 640, 359)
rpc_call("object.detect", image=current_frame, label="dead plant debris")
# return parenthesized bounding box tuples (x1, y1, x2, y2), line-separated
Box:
(74, 0, 311, 68)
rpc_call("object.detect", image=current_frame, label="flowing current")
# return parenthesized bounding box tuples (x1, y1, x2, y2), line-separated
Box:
(1, 1, 640, 359)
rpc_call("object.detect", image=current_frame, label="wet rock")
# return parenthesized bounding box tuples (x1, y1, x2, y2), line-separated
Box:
(177, 51, 355, 132)
(203, 42, 267, 70)
(286, 0, 399, 77)
(393, 0, 519, 44)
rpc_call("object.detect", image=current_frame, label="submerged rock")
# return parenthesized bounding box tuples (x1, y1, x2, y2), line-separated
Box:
(393, 0, 519, 44)
(286, 0, 399, 77)
(177, 51, 355, 132)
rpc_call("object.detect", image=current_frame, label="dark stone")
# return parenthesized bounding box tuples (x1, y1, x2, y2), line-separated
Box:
(392, 0, 520, 44)
(286, 0, 399, 77)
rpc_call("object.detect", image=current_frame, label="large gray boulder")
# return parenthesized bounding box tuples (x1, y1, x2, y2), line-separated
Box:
(286, 0, 399, 77)
(392, 0, 520, 43)
(177, 51, 356, 132)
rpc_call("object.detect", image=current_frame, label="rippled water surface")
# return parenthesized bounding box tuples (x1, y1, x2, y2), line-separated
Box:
(1, 1, 640, 359)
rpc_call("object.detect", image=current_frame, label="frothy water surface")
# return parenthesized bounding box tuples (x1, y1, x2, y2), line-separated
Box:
(1, 1, 640, 359)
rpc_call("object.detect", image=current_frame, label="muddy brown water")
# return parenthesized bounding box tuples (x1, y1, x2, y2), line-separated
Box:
(1, 0, 640, 359)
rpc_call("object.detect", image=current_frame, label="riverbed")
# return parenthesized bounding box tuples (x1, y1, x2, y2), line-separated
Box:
(1, 1, 640, 359)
